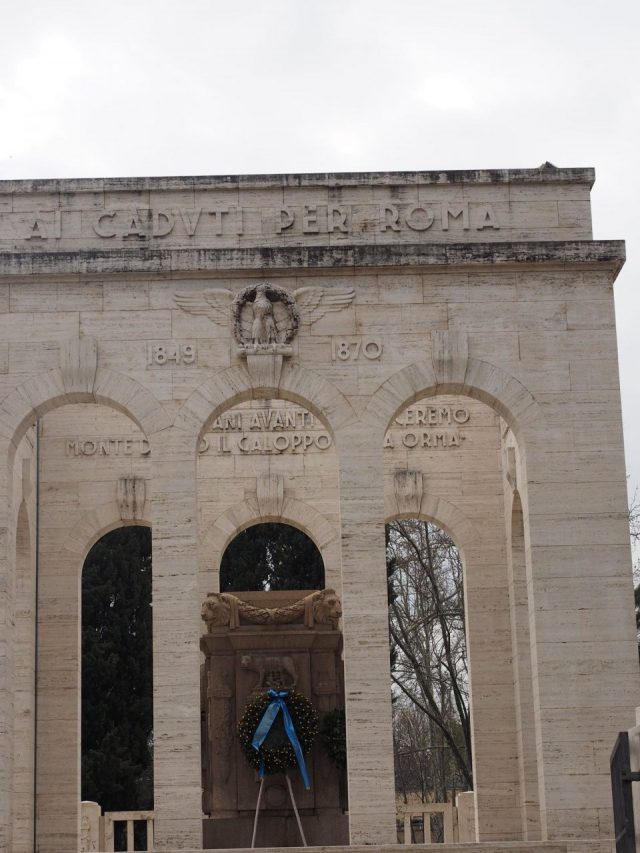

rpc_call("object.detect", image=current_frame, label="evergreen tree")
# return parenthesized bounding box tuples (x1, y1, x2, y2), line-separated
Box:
(81, 526, 153, 811)
(220, 523, 324, 591)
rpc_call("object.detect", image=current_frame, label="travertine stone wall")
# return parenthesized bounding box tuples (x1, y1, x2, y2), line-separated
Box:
(8, 429, 37, 852)
(0, 166, 636, 853)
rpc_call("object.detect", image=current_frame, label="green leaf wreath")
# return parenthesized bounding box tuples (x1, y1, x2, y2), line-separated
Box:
(237, 689, 318, 776)
(320, 708, 347, 770)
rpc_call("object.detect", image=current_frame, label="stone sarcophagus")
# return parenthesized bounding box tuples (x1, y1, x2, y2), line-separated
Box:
(200, 588, 347, 848)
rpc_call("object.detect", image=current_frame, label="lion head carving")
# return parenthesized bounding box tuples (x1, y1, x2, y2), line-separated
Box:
(201, 593, 231, 628)
(312, 588, 342, 629)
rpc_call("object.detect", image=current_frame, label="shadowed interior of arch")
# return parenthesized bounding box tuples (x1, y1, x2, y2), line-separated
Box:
(220, 522, 325, 591)
(81, 525, 153, 847)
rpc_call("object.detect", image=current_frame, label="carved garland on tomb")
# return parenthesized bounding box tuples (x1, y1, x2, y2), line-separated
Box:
(201, 588, 342, 631)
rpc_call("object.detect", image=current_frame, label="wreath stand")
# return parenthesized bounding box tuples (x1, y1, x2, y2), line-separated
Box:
(251, 772, 308, 848)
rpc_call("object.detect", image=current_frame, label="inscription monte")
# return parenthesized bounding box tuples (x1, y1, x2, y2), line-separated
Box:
(13, 201, 500, 241)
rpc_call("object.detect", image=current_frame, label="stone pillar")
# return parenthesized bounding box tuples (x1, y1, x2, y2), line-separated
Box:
(524, 418, 640, 841)
(336, 422, 396, 844)
(464, 538, 522, 842)
(151, 427, 202, 850)
(11, 504, 36, 853)
(507, 491, 541, 840)
(35, 545, 81, 852)
(0, 460, 13, 853)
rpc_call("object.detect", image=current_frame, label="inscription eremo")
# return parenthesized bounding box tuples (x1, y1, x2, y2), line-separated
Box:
(385, 405, 471, 450)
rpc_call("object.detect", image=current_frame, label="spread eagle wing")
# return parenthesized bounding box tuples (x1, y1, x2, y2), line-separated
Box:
(238, 302, 254, 341)
(174, 288, 234, 325)
(293, 286, 355, 324)
(272, 299, 293, 339)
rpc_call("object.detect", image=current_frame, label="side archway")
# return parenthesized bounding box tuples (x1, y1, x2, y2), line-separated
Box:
(382, 385, 529, 840)
(23, 403, 152, 853)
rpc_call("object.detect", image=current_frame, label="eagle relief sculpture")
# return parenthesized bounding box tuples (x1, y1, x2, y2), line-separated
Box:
(174, 282, 355, 355)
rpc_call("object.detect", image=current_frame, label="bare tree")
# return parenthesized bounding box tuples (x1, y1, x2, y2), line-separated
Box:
(387, 519, 472, 801)
(630, 488, 640, 574)
(629, 489, 640, 650)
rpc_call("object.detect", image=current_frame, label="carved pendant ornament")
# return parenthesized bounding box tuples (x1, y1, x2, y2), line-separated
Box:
(175, 282, 355, 356)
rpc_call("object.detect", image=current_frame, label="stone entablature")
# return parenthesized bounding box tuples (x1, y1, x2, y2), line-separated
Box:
(0, 165, 593, 250)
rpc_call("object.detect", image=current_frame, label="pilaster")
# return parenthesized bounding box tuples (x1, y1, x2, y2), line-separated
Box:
(336, 421, 396, 844)
(151, 426, 202, 850)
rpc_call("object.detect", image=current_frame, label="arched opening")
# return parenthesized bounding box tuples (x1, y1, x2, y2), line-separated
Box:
(24, 402, 153, 853)
(198, 396, 345, 847)
(384, 393, 527, 842)
(81, 525, 153, 819)
(387, 518, 471, 843)
(0, 396, 155, 852)
(220, 522, 325, 591)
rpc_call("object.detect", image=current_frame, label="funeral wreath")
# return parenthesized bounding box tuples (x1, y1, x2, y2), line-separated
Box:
(237, 689, 318, 778)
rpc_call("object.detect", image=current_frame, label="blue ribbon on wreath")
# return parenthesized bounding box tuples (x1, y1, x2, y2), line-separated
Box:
(251, 689, 311, 789)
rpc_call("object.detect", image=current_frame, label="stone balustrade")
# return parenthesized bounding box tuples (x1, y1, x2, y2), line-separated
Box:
(80, 802, 154, 852)
(398, 801, 455, 843)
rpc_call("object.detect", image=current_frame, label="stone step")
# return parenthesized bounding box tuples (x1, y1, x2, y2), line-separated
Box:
(134, 843, 614, 853)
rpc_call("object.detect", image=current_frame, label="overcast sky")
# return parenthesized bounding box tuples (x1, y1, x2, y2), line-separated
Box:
(1, 0, 639, 495)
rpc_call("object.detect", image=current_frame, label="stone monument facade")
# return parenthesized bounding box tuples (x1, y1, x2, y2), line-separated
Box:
(0, 165, 637, 853)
